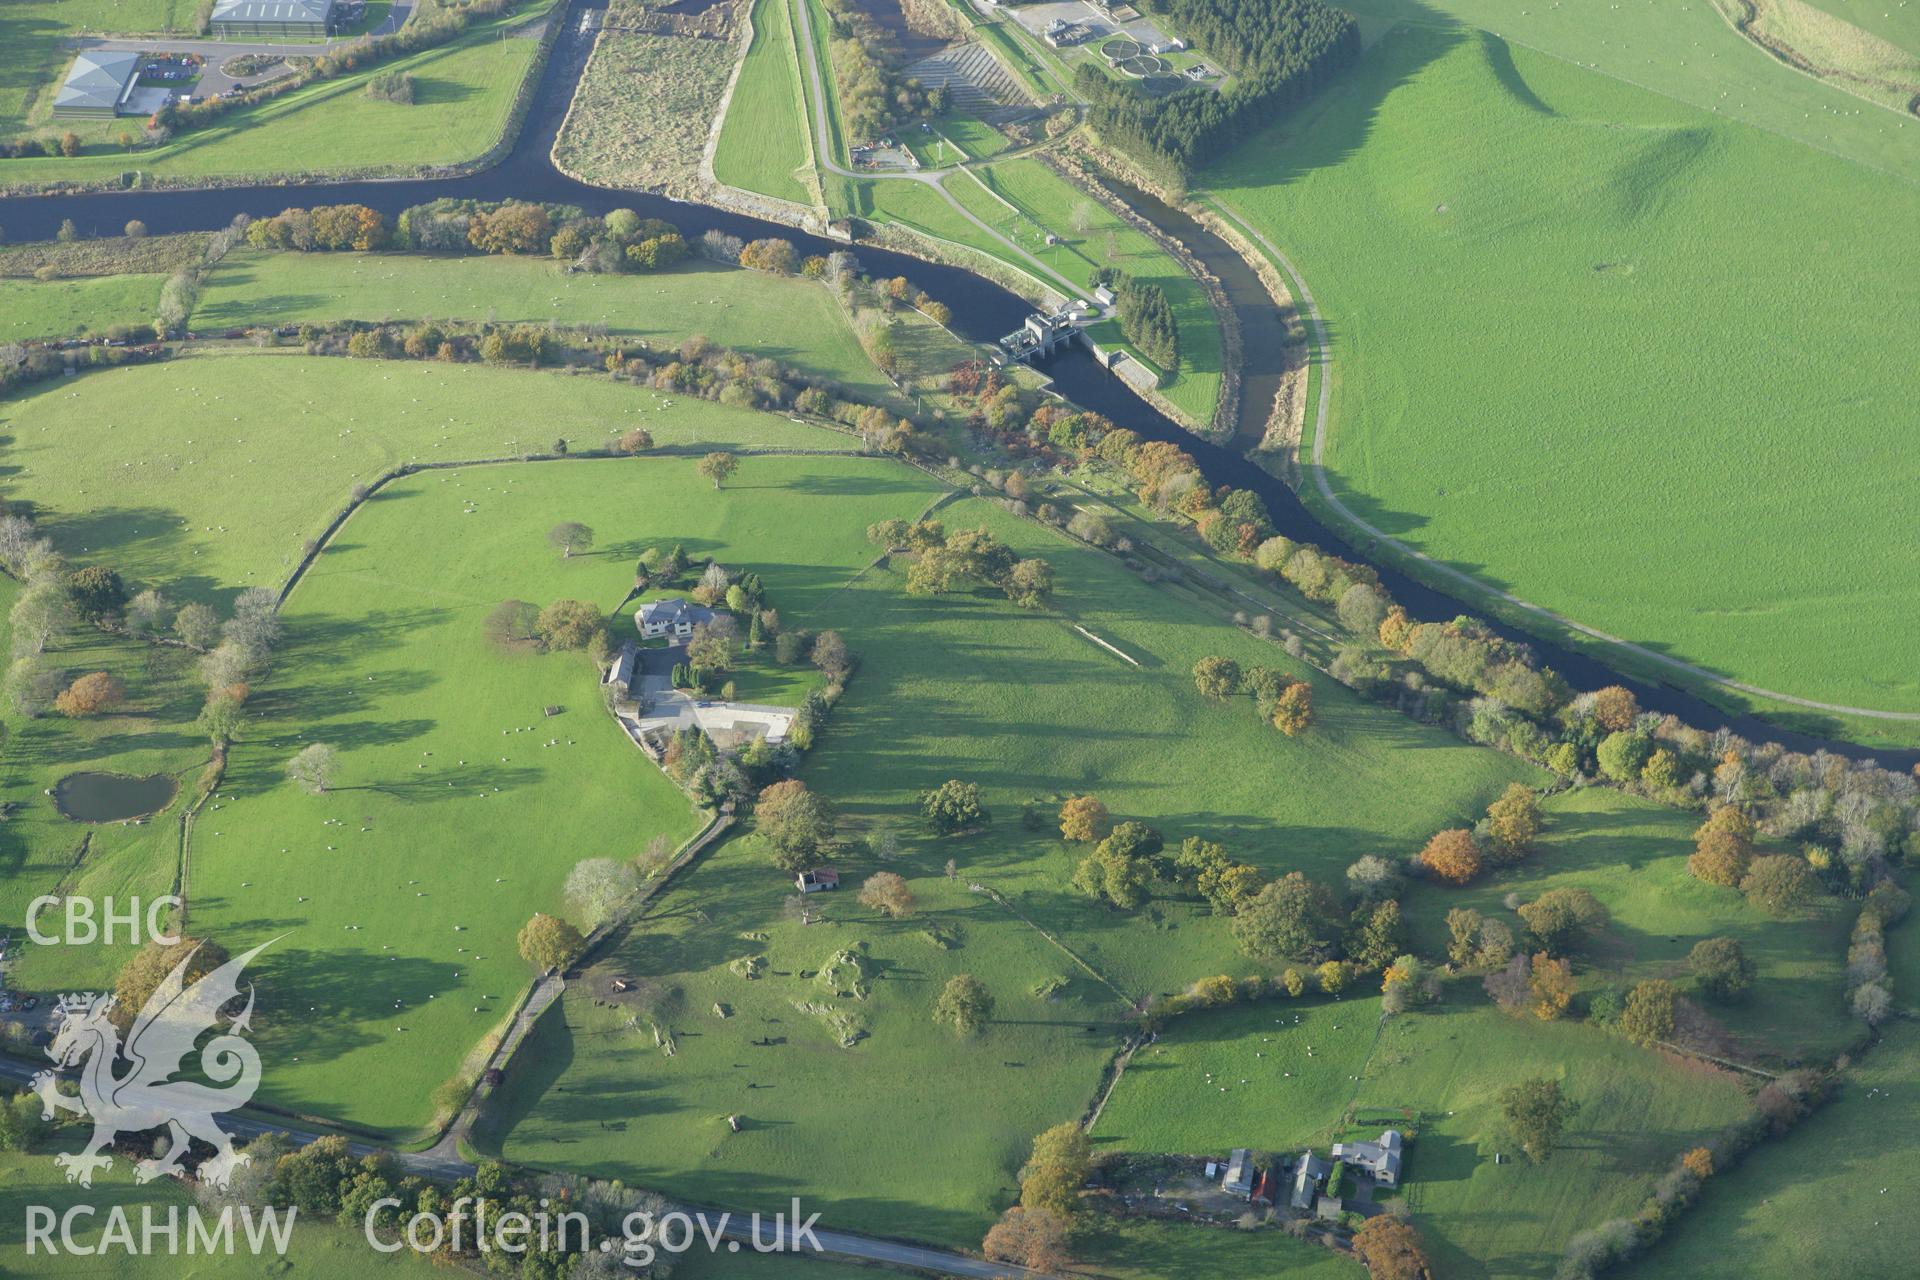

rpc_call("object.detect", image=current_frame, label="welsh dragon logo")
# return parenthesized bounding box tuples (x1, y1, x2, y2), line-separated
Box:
(31, 940, 273, 1189)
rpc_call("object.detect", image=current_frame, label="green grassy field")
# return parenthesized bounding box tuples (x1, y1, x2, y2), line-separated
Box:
(0, 274, 165, 342)
(1805, 0, 1920, 50)
(1210, 25, 1920, 718)
(713, 0, 815, 203)
(1628, 1021, 1920, 1279)
(1, 1, 550, 190)
(191, 453, 943, 1135)
(1093, 997, 1383, 1156)
(490, 835, 1124, 1248)
(1330, 0, 1920, 181)
(0, 350, 856, 601)
(195, 251, 891, 395)
(1358, 1005, 1752, 1280)
(1077, 1214, 1364, 1279)
(1402, 788, 1858, 1063)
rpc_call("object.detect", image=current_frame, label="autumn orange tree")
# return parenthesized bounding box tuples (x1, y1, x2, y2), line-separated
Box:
(1419, 828, 1483, 885)
(1270, 681, 1313, 736)
(982, 1207, 1071, 1272)
(1058, 794, 1111, 843)
(1689, 806, 1755, 886)
(1352, 1215, 1434, 1280)
(1529, 952, 1575, 1020)
(54, 672, 125, 718)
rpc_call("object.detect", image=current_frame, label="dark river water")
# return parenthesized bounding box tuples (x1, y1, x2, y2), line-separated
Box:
(1, 0, 1909, 767)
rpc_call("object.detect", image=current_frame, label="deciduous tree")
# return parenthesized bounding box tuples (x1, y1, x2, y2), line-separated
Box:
(1689, 807, 1755, 886)
(1618, 978, 1677, 1046)
(859, 871, 915, 918)
(518, 912, 585, 972)
(1484, 783, 1541, 864)
(1191, 655, 1240, 699)
(1741, 854, 1817, 918)
(921, 779, 987, 834)
(932, 973, 994, 1037)
(547, 522, 594, 559)
(53, 671, 124, 717)
(698, 452, 738, 489)
(1351, 1215, 1434, 1280)
(1419, 828, 1482, 885)
(287, 742, 339, 794)
(1500, 1076, 1572, 1163)
(1688, 937, 1755, 1001)
(1058, 794, 1110, 843)
(1018, 1122, 1090, 1217)
(755, 780, 835, 874)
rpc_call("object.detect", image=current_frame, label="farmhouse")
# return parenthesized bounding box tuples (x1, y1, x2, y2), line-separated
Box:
(1332, 1129, 1403, 1187)
(210, 0, 338, 38)
(636, 597, 714, 640)
(796, 867, 840, 893)
(52, 51, 140, 118)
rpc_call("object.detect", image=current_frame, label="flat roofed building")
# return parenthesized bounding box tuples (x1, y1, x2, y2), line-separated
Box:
(210, 0, 338, 38)
(53, 50, 140, 117)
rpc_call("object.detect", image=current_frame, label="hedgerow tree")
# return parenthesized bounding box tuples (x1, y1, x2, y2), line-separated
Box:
(518, 912, 585, 972)
(698, 451, 738, 489)
(982, 1207, 1071, 1272)
(1230, 872, 1336, 962)
(1018, 1122, 1091, 1218)
(1351, 1215, 1434, 1280)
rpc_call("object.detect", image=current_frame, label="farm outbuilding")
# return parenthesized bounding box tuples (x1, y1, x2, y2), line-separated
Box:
(52, 51, 140, 117)
(210, 0, 338, 38)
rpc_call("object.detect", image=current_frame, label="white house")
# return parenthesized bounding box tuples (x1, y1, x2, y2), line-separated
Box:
(635, 598, 714, 641)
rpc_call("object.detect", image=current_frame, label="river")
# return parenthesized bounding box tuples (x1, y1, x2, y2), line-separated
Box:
(0, 0, 1909, 768)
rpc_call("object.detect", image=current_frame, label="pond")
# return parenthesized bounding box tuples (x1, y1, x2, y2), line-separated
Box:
(53, 772, 178, 823)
